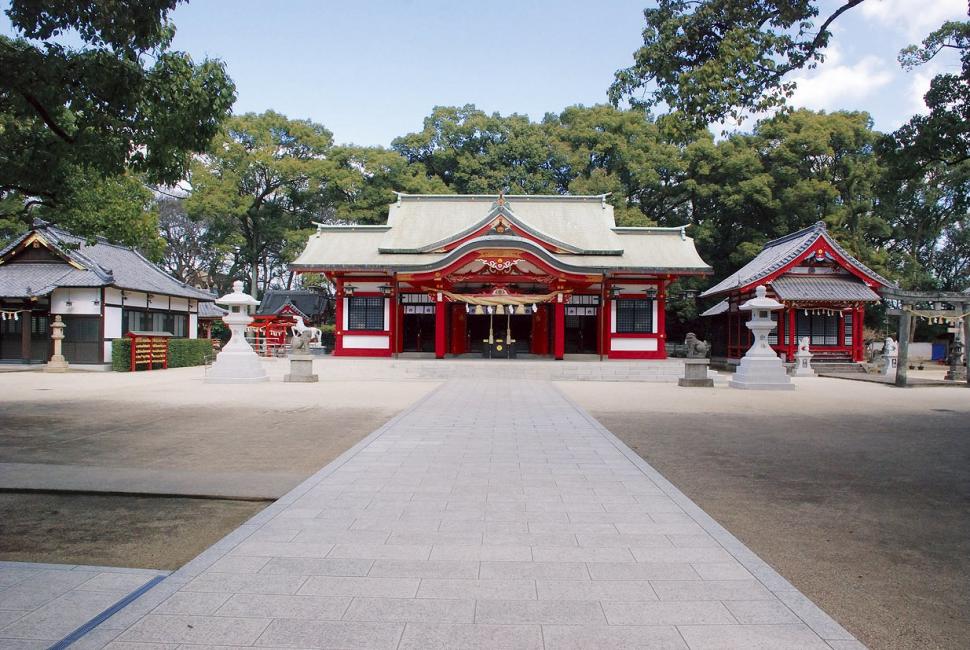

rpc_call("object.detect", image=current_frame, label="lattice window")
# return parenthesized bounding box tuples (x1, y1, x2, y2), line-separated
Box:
(347, 297, 385, 330)
(615, 299, 653, 334)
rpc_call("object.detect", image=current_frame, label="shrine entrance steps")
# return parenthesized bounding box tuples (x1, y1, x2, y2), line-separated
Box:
(389, 358, 724, 383)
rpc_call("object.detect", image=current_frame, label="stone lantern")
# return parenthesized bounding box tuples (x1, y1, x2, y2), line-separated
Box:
(45, 315, 69, 373)
(205, 280, 269, 384)
(729, 285, 795, 390)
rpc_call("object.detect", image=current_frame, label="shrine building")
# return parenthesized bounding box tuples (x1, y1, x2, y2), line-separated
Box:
(701, 221, 895, 364)
(290, 193, 711, 359)
(0, 220, 214, 366)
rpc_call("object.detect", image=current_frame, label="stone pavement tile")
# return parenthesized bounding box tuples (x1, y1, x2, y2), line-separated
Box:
(328, 544, 431, 561)
(182, 573, 307, 595)
(536, 579, 658, 601)
(0, 640, 50, 649)
(367, 560, 479, 579)
(614, 522, 707, 535)
(0, 589, 121, 640)
(0, 609, 26, 627)
(475, 599, 606, 625)
(214, 593, 351, 620)
(479, 561, 589, 580)
(298, 576, 420, 599)
(342, 597, 475, 623)
(651, 580, 775, 601)
(531, 546, 635, 563)
(528, 522, 618, 535)
(676, 623, 833, 649)
(666, 533, 721, 548)
(104, 642, 178, 649)
(291, 529, 393, 545)
(152, 592, 232, 616)
(259, 558, 373, 576)
(775, 590, 857, 641)
(387, 531, 484, 546)
(116, 615, 271, 646)
(254, 617, 404, 649)
(398, 622, 543, 650)
(0, 567, 42, 589)
(575, 533, 672, 548)
(691, 561, 754, 580)
(541, 624, 688, 650)
(61, 625, 124, 649)
(586, 562, 700, 581)
(0, 569, 94, 611)
(77, 572, 158, 593)
(602, 600, 736, 625)
(725, 600, 803, 625)
(483, 532, 578, 547)
(630, 547, 735, 563)
(204, 556, 271, 574)
(429, 545, 532, 561)
(229, 541, 335, 558)
(416, 579, 537, 600)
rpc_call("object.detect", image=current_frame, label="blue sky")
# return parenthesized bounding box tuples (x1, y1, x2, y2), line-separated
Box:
(3, 0, 967, 145)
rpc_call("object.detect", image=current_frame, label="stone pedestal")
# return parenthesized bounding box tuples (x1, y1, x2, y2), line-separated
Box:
(45, 315, 69, 373)
(284, 355, 318, 382)
(793, 341, 815, 377)
(678, 358, 714, 387)
(729, 285, 794, 391)
(205, 281, 269, 384)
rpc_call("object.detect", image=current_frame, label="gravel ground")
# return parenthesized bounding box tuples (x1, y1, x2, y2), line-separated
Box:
(560, 379, 970, 650)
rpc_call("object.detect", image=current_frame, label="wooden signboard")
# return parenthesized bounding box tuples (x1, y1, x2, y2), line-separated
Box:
(127, 331, 173, 371)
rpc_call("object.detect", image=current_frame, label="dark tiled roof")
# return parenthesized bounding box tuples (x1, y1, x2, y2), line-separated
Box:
(0, 221, 214, 300)
(198, 301, 228, 318)
(770, 276, 881, 302)
(701, 222, 894, 298)
(699, 299, 729, 317)
(256, 290, 332, 317)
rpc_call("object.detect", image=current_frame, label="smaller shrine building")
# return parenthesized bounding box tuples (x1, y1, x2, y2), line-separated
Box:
(0, 220, 213, 365)
(701, 221, 895, 364)
(290, 193, 712, 359)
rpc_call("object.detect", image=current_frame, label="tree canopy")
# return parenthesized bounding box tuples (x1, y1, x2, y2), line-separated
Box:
(0, 0, 235, 231)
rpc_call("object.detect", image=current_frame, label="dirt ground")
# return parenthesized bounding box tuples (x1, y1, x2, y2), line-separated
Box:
(560, 379, 970, 650)
(0, 365, 439, 570)
(0, 493, 266, 570)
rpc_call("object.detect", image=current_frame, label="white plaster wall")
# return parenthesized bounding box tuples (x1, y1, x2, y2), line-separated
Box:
(103, 340, 113, 361)
(347, 282, 385, 292)
(104, 287, 124, 305)
(610, 337, 659, 352)
(104, 306, 123, 338)
(170, 297, 189, 312)
(121, 290, 148, 308)
(342, 298, 348, 330)
(343, 334, 390, 349)
(342, 297, 388, 330)
(50, 288, 101, 315)
(610, 298, 658, 335)
(189, 314, 199, 338)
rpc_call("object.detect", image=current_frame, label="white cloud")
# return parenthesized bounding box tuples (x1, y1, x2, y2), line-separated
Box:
(905, 69, 934, 116)
(789, 49, 894, 111)
(859, 0, 967, 39)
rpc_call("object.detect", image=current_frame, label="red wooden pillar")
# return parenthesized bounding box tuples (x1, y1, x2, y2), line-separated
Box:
(854, 305, 865, 361)
(788, 308, 796, 362)
(334, 277, 344, 355)
(434, 291, 446, 359)
(389, 279, 398, 357)
(656, 280, 666, 358)
(450, 303, 467, 355)
(553, 293, 565, 360)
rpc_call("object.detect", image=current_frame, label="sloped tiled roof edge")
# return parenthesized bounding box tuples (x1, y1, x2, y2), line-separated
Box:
(701, 222, 895, 298)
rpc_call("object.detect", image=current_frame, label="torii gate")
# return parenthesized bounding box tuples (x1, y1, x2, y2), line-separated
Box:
(882, 288, 970, 388)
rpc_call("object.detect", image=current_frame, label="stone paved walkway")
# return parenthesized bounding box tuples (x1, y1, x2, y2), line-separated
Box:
(83, 380, 863, 649)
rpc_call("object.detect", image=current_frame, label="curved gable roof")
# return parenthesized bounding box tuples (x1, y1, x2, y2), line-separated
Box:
(701, 222, 894, 299)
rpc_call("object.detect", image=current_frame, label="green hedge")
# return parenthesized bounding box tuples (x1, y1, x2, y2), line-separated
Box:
(112, 338, 216, 371)
(319, 323, 335, 351)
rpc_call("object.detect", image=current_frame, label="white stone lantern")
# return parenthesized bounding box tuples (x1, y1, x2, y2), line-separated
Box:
(205, 280, 269, 383)
(729, 285, 795, 390)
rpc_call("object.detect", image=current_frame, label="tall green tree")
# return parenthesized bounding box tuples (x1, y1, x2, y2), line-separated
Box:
(185, 111, 335, 295)
(0, 0, 235, 231)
